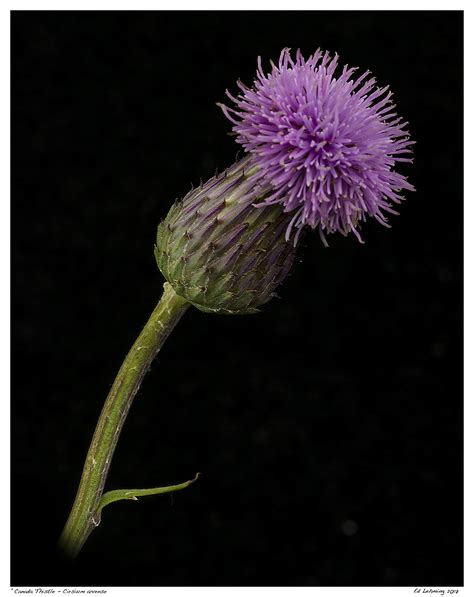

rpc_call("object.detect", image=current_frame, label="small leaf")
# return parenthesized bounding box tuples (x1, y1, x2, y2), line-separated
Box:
(96, 473, 200, 516)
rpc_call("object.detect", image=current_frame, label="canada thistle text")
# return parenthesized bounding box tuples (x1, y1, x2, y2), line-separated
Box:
(13, 590, 107, 594)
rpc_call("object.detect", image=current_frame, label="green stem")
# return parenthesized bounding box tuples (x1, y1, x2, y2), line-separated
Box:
(59, 282, 190, 558)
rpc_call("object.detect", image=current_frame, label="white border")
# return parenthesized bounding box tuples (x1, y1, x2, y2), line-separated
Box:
(4, 3, 468, 596)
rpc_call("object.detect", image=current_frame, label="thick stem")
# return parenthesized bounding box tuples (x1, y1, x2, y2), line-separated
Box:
(59, 282, 189, 558)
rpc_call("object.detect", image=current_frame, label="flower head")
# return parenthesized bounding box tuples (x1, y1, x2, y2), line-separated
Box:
(219, 48, 415, 245)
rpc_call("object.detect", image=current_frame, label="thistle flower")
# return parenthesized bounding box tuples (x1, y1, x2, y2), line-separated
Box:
(61, 48, 416, 558)
(219, 48, 415, 245)
(156, 48, 414, 313)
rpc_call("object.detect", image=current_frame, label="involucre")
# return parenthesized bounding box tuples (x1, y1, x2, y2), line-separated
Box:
(155, 157, 296, 315)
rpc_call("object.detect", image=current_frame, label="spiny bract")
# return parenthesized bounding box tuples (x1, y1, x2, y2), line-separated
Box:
(155, 158, 296, 315)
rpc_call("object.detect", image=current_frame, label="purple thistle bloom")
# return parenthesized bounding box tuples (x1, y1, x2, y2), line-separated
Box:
(219, 48, 415, 245)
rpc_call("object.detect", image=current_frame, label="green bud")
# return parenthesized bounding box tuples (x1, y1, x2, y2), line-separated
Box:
(155, 158, 297, 315)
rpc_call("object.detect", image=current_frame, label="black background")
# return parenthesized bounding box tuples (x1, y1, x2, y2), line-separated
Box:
(11, 11, 463, 587)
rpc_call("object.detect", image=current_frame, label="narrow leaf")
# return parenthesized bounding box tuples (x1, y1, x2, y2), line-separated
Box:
(97, 473, 200, 516)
